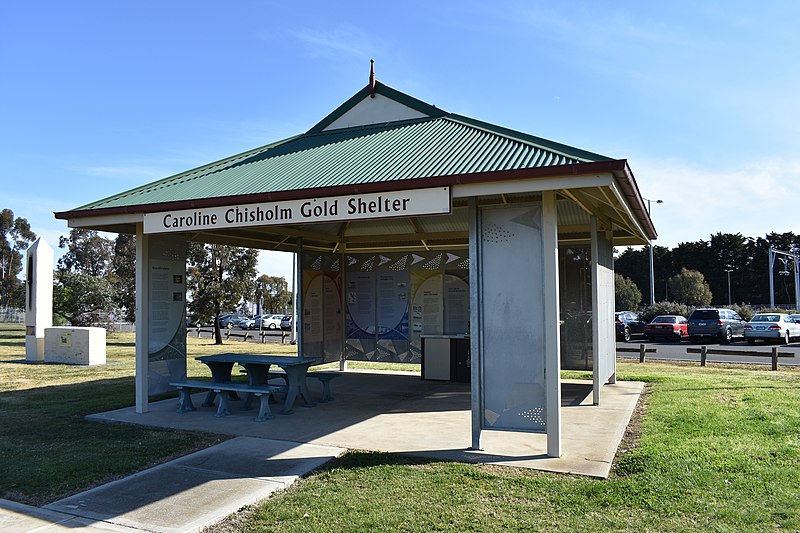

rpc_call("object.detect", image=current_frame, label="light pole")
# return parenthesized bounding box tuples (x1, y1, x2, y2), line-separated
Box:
(769, 247, 800, 311)
(724, 267, 733, 306)
(644, 198, 663, 305)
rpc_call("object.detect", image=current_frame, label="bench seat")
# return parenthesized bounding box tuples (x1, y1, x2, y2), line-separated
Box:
(259, 370, 341, 402)
(169, 380, 287, 421)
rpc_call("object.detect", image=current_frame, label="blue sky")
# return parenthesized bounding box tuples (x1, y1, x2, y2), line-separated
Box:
(2, 1, 798, 282)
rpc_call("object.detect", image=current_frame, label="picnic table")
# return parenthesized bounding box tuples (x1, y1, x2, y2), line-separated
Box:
(195, 353, 319, 414)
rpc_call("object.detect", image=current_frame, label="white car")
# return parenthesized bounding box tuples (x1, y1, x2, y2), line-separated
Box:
(743, 313, 800, 344)
(249, 314, 282, 330)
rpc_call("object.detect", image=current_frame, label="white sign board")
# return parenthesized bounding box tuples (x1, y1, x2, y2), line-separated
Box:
(144, 187, 451, 234)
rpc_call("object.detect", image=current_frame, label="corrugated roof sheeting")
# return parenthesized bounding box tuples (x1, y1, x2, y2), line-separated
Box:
(557, 198, 591, 226)
(77, 117, 604, 211)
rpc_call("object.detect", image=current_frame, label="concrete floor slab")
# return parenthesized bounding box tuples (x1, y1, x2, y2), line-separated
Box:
(89, 371, 643, 479)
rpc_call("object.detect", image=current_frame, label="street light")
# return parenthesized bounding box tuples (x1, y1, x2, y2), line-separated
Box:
(724, 267, 734, 306)
(644, 198, 663, 305)
(769, 247, 800, 311)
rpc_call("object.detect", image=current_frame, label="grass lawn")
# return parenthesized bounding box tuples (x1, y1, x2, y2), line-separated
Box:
(2, 322, 799, 531)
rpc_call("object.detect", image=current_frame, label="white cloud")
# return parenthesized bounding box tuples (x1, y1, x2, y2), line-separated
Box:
(632, 157, 800, 247)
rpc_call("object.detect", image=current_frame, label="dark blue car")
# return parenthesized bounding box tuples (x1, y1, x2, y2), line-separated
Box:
(615, 311, 646, 342)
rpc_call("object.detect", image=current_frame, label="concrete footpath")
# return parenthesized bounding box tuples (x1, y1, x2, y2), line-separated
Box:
(1, 437, 344, 533)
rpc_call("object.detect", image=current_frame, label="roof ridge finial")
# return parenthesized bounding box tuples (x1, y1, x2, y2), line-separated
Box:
(369, 59, 376, 98)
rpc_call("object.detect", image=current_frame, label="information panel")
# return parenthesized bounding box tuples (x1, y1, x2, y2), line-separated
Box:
(147, 235, 187, 396)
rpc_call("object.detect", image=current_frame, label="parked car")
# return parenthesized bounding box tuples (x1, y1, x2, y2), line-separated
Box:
(743, 313, 800, 344)
(185, 315, 203, 327)
(615, 311, 646, 342)
(246, 314, 282, 330)
(260, 314, 283, 330)
(644, 315, 688, 341)
(687, 308, 746, 344)
(238, 316, 257, 330)
(219, 313, 248, 329)
(280, 315, 296, 331)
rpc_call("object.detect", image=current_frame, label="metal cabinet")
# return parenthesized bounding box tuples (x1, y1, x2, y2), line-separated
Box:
(421, 335, 470, 383)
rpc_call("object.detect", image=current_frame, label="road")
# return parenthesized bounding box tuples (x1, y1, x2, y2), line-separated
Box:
(201, 327, 800, 366)
(617, 336, 800, 366)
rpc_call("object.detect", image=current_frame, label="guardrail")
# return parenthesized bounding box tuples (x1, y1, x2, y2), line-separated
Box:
(190, 326, 293, 344)
(619, 343, 794, 370)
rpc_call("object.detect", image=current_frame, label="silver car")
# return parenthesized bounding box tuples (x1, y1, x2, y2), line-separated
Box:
(744, 313, 800, 344)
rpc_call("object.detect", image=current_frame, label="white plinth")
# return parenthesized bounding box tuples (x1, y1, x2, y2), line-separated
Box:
(44, 327, 106, 365)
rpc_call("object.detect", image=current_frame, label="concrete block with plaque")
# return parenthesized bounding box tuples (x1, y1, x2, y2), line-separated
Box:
(44, 327, 106, 365)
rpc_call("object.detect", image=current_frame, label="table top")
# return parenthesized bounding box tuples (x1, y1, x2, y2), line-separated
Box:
(195, 353, 320, 366)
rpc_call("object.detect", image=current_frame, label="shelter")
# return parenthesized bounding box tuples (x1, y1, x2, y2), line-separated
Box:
(56, 68, 655, 457)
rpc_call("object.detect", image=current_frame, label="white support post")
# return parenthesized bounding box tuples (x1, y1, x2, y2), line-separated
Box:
(542, 191, 561, 458)
(591, 216, 601, 406)
(339, 244, 348, 371)
(293, 239, 302, 352)
(468, 198, 483, 450)
(135, 226, 149, 413)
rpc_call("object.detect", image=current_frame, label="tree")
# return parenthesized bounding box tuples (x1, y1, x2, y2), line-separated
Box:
(53, 271, 117, 326)
(58, 229, 113, 277)
(615, 273, 642, 311)
(667, 268, 712, 306)
(614, 247, 648, 303)
(187, 243, 258, 344)
(254, 274, 290, 314)
(110, 234, 137, 322)
(54, 229, 117, 325)
(0, 209, 37, 308)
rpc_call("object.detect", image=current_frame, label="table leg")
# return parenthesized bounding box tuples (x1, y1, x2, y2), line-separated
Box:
(202, 361, 236, 407)
(280, 364, 316, 414)
(241, 363, 272, 410)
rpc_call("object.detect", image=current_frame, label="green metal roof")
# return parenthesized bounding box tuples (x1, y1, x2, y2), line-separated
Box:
(61, 82, 614, 215)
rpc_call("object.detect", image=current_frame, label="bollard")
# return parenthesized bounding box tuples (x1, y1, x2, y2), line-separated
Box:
(700, 345, 707, 366)
(639, 343, 646, 363)
(772, 346, 779, 371)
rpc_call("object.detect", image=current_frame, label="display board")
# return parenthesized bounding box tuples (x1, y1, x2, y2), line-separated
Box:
(303, 250, 469, 363)
(301, 255, 343, 363)
(147, 235, 187, 395)
(478, 203, 546, 432)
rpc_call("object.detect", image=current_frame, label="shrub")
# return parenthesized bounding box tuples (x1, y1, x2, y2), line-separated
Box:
(730, 303, 755, 322)
(639, 301, 691, 324)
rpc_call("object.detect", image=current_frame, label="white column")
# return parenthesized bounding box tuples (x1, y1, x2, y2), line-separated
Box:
(542, 191, 561, 458)
(293, 240, 302, 351)
(24, 238, 53, 362)
(591, 216, 600, 405)
(135, 226, 149, 413)
(468, 198, 483, 450)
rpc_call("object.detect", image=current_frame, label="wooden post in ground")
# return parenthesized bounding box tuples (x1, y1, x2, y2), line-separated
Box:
(639, 343, 646, 363)
(700, 345, 707, 366)
(772, 346, 779, 371)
